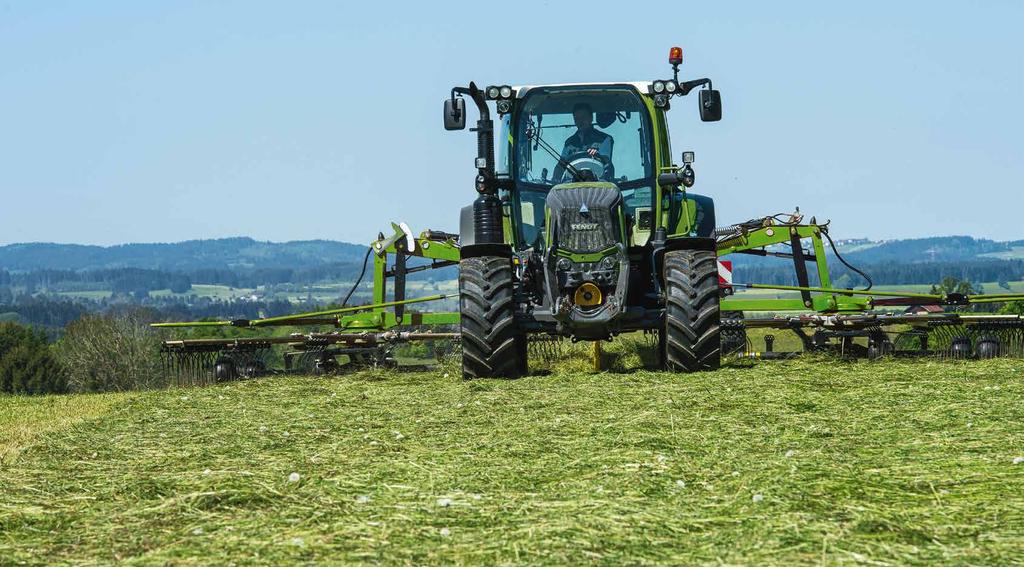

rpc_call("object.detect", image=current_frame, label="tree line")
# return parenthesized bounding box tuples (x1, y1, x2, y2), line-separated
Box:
(0, 295, 300, 334)
(0, 259, 451, 295)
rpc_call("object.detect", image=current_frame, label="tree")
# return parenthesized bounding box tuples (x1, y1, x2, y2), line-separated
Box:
(0, 322, 66, 394)
(999, 301, 1024, 316)
(55, 309, 167, 392)
(168, 274, 192, 294)
(929, 276, 977, 297)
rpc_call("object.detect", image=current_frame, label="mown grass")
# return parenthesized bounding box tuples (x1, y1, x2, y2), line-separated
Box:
(1, 354, 1023, 564)
(0, 392, 131, 464)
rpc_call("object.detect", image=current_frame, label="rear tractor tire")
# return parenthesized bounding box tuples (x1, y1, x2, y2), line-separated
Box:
(459, 255, 527, 379)
(663, 249, 722, 372)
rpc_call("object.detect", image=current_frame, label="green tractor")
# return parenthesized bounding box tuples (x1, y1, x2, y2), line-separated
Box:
(445, 47, 724, 378)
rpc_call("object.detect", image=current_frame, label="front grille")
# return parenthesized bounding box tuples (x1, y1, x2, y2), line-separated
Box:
(546, 184, 622, 253)
(556, 207, 617, 252)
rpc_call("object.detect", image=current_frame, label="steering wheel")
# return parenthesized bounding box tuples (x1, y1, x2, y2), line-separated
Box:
(560, 151, 611, 183)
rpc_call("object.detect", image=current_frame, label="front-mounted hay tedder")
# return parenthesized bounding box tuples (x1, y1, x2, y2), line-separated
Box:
(154, 46, 1024, 382)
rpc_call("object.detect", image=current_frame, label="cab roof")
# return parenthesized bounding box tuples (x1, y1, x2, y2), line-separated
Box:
(512, 82, 653, 98)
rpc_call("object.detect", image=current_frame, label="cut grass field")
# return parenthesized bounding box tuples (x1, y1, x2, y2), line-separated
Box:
(2, 352, 1023, 564)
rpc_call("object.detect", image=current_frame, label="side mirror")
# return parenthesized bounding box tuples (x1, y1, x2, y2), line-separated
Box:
(444, 97, 466, 130)
(699, 89, 722, 122)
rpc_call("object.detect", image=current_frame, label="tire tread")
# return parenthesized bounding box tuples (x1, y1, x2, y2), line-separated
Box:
(663, 249, 721, 371)
(459, 256, 526, 378)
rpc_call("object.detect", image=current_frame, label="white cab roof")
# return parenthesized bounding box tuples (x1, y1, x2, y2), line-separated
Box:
(512, 82, 652, 98)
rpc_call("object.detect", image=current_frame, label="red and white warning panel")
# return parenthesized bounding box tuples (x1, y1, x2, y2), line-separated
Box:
(718, 260, 733, 288)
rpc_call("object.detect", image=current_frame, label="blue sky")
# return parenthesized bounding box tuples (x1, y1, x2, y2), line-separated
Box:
(0, 1, 1020, 245)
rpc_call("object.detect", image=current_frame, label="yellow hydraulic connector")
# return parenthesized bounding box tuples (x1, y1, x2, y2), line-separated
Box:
(574, 283, 603, 308)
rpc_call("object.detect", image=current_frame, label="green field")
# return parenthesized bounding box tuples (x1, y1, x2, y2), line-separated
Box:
(980, 247, 1024, 261)
(55, 290, 115, 300)
(56, 280, 458, 306)
(2, 352, 1023, 564)
(49, 279, 1024, 309)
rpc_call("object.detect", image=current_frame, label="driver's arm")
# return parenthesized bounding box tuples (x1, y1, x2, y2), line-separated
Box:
(589, 132, 610, 157)
(551, 138, 574, 182)
(598, 135, 612, 160)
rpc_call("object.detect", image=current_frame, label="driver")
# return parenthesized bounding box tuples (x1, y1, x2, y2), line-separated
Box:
(552, 103, 613, 182)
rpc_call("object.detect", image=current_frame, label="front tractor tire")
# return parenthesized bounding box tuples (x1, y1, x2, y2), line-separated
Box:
(663, 249, 722, 372)
(459, 255, 527, 379)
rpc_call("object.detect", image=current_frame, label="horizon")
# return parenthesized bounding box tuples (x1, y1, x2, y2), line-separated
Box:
(1, 1, 1022, 246)
(1, 232, 1021, 250)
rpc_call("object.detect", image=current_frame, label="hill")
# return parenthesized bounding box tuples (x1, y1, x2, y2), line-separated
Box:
(1, 235, 1022, 274)
(2, 355, 1023, 563)
(836, 236, 1020, 263)
(0, 238, 367, 272)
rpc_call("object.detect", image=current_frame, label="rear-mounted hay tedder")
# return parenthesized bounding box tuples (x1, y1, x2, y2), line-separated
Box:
(154, 46, 1024, 381)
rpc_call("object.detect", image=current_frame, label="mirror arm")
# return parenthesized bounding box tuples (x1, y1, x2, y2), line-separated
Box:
(452, 82, 497, 194)
(657, 165, 695, 189)
(677, 78, 712, 97)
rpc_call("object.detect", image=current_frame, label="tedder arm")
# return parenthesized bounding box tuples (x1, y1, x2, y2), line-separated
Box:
(154, 223, 464, 380)
(153, 223, 461, 332)
(713, 211, 1024, 359)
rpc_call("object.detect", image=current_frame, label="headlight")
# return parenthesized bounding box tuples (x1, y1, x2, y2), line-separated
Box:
(486, 86, 500, 99)
(665, 80, 678, 93)
(599, 256, 616, 271)
(652, 81, 666, 93)
(557, 258, 572, 271)
(499, 85, 512, 98)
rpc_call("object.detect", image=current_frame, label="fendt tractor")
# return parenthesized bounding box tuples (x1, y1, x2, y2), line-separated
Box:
(446, 47, 724, 377)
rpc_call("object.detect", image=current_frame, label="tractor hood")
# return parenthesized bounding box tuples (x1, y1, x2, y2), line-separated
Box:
(542, 181, 630, 339)
(544, 182, 624, 253)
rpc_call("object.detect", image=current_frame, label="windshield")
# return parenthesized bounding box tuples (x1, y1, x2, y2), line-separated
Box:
(514, 86, 652, 186)
(511, 86, 655, 250)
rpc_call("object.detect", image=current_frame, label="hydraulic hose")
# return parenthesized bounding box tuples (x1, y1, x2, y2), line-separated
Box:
(341, 247, 372, 307)
(822, 229, 873, 291)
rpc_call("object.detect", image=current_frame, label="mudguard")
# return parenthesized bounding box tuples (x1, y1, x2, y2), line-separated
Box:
(653, 236, 718, 287)
(461, 243, 513, 260)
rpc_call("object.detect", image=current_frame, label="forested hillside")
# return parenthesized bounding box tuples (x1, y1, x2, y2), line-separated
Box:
(0, 234, 1020, 332)
(0, 238, 367, 271)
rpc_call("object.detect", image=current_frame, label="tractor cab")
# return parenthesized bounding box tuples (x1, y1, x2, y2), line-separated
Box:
(499, 84, 656, 251)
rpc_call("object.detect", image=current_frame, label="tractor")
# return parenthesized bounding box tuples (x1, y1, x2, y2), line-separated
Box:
(445, 47, 724, 378)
